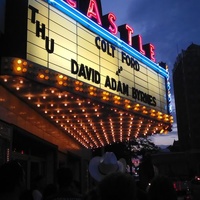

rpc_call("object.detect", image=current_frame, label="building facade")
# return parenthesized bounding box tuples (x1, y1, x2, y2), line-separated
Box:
(0, 0, 172, 191)
(173, 44, 200, 151)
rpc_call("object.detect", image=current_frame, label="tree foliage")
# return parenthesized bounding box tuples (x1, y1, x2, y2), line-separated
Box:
(125, 137, 160, 156)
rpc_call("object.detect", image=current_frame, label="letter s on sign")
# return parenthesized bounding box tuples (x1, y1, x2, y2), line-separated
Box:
(108, 13, 118, 35)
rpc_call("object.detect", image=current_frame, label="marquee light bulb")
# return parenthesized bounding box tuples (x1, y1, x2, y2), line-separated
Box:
(17, 59, 22, 64)
(16, 66, 22, 71)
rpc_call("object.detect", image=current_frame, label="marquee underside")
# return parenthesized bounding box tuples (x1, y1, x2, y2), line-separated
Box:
(0, 57, 172, 149)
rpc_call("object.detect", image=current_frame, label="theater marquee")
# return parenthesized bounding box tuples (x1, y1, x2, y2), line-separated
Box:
(27, 0, 169, 113)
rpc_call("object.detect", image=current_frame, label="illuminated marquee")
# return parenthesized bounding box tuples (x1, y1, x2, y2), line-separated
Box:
(27, 0, 169, 113)
(61, 0, 156, 62)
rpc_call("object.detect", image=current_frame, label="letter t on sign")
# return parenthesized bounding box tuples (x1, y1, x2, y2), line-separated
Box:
(118, 24, 134, 46)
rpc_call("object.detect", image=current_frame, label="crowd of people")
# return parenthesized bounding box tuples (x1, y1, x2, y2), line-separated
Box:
(0, 152, 199, 200)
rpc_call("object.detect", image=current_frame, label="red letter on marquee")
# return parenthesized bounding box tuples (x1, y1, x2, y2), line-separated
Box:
(132, 35, 145, 55)
(143, 43, 156, 62)
(66, 0, 77, 8)
(138, 35, 145, 55)
(118, 24, 134, 46)
(125, 24, 133, 46)
(87, 0, 102, 26)
(149, 43, 155, 62)
(108, 13, 118, 35)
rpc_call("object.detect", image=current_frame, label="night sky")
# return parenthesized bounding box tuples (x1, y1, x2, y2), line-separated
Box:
(101, 0, 200, 147)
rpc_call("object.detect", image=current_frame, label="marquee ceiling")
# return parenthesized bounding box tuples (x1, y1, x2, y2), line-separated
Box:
(0, 57, 173, 149)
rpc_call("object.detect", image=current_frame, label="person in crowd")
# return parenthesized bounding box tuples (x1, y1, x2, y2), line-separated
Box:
(88, 152, 126, 182)
(84, 172, 137, 200)
(138, 153, 157, 192)
(190, 176, 200, 200)
(32, 175, 46, 200)
(0, 160, 26, 200)
(147, 175, 177, 200)
(43, 183, 58, 200)
(49, 167, 82, 200)
(83, 187, 100, 200)
(135, 153, 157, 200)
(99, 172, 137, 200)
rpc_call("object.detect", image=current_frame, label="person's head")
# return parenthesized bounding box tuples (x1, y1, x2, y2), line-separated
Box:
(56, 167, 73, 189)
(147, 175, 177, 200)
(0, 160, 25, 195)
(98, 172, 137, 200)
(89, 152, 126, 182)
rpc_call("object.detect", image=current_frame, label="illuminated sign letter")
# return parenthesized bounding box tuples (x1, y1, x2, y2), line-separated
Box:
(143, 43, 156, 62)
(87, 0, 102, 25)
(118, 24, 133, 46)
(107, 13, 118, 35)
(65, 0, 77, 8)
(102, 13, 118, 35)
(149, 44, 155, 62)
(132, 35, 145, 55)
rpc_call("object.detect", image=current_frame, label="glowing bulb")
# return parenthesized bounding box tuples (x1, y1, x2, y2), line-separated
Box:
(16, 66, 21, 71)
(17, 59, 22, 64)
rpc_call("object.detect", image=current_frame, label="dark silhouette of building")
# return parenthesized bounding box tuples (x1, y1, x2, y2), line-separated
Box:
(173, 43, 200, 151)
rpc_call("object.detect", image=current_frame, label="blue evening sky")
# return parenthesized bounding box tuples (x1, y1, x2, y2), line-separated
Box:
(101, 0, 200, 147)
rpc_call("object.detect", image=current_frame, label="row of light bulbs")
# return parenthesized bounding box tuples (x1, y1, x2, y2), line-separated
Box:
(0, 57, 173, 148)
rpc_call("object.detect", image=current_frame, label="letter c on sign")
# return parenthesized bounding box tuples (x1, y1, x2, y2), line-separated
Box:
(95, 36, 101, 49)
